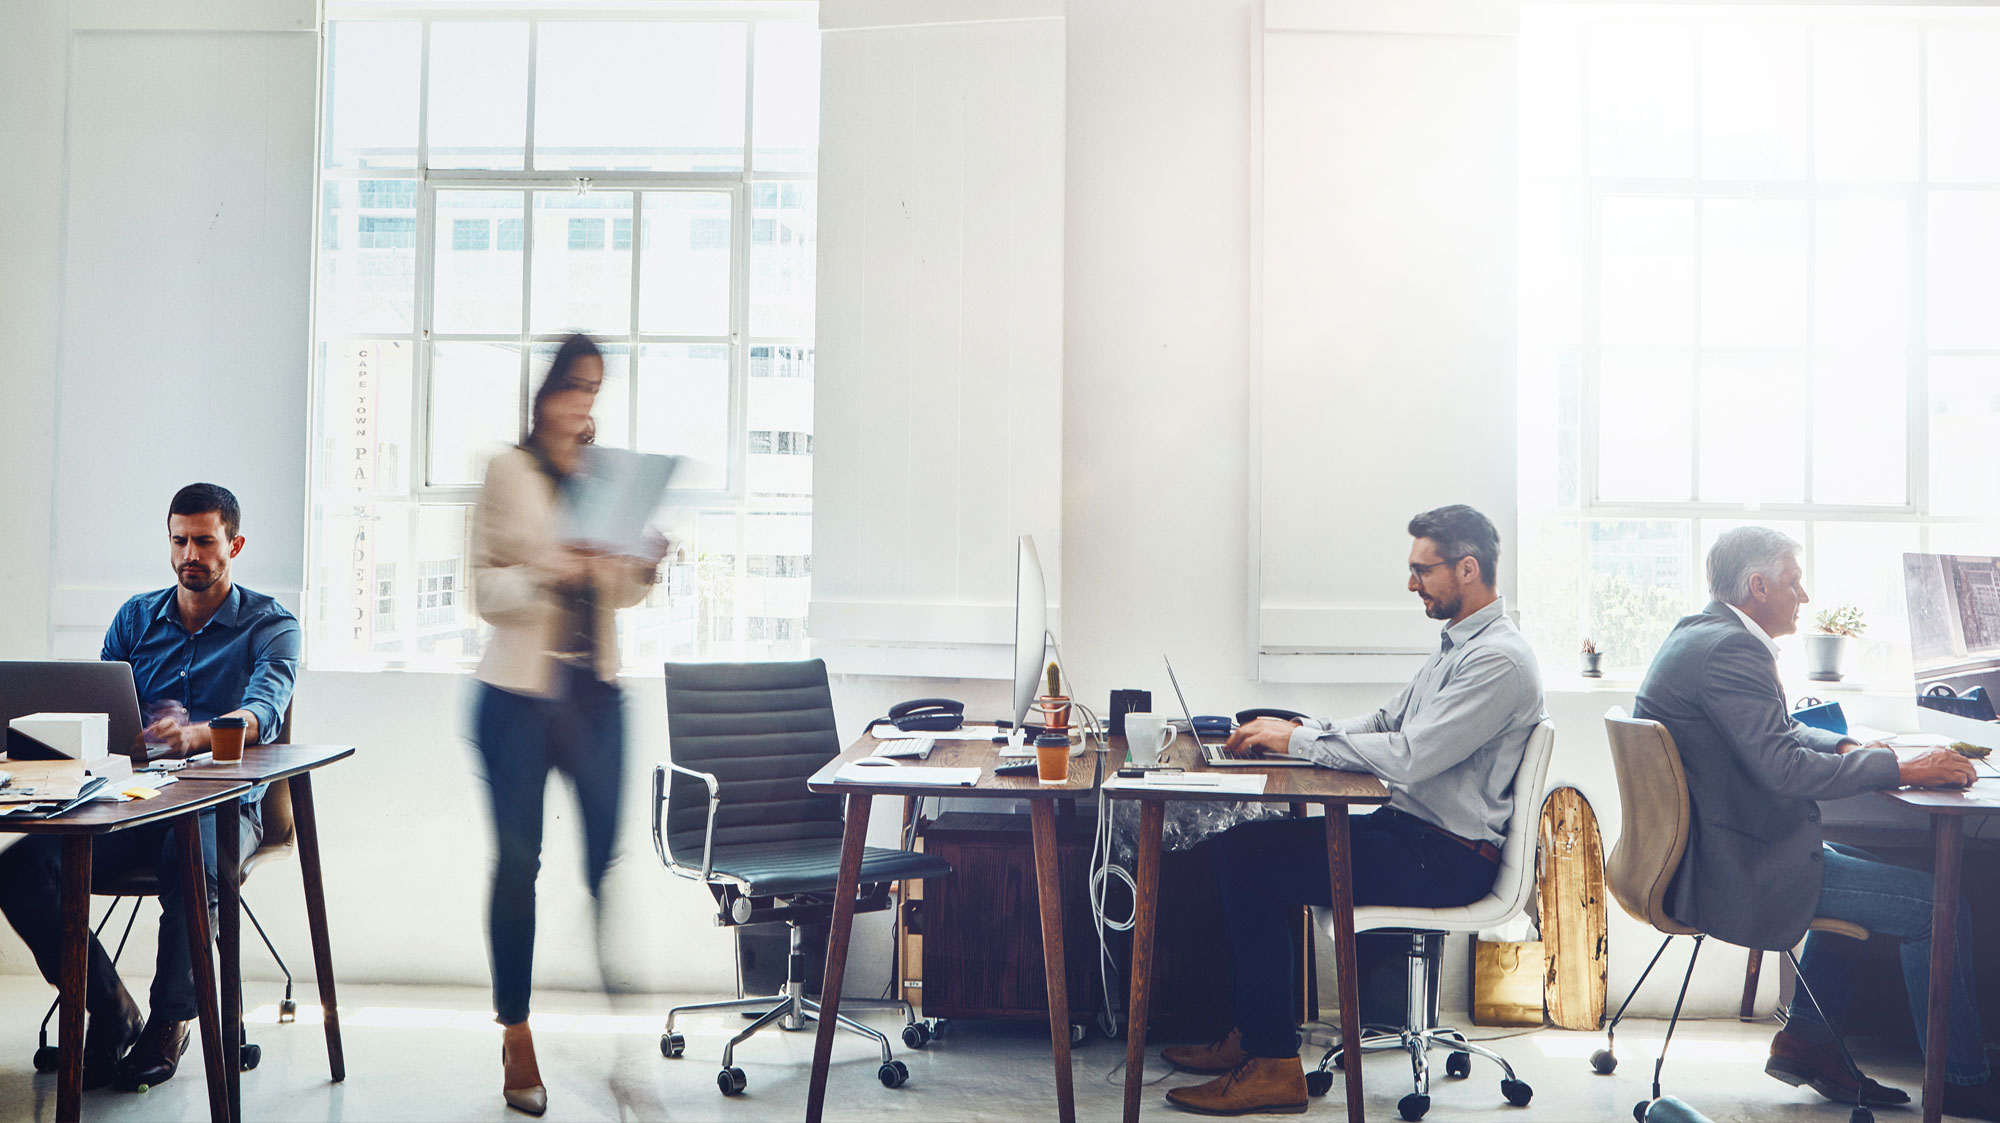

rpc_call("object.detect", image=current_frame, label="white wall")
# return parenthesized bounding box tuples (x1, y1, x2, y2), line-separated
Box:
(0, 0, 1903, 1026)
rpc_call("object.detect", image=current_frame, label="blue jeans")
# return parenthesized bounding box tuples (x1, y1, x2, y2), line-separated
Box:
(1788, 842, 1990, 1086)
(473, 666, 625, 1026)
(0, 802, 261, 1021)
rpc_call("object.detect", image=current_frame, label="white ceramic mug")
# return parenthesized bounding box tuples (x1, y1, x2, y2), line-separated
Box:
(1123, 712, 1175, 766)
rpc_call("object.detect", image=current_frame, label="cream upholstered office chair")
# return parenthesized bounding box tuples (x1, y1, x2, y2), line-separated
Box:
(1596, 708, 1873, 1123)
(1305, 720, 1554, 1122)
(29, 701, 302, 1075)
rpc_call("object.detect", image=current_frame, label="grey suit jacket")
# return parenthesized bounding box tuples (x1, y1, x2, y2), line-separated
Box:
(1632, 602, 1900, 950)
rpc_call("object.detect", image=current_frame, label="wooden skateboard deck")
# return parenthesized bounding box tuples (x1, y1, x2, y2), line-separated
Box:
(1537, 786, 1607, 1030)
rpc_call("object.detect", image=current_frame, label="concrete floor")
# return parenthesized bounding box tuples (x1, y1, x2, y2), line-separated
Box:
(0, 976, 1950, 1122)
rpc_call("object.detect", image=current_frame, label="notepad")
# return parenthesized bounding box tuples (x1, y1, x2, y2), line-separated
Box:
(832, 759, 981, 786)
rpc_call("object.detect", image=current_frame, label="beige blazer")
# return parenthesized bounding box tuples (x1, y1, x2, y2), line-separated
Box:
(471, 447, 655, 696)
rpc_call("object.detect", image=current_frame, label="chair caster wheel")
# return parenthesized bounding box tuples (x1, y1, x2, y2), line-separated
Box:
(717, 1066, 746, 1095)
(1590, 1048, 1617, 1074)
(1331, 1048, 1345, 1070)
(278, 999, 297, 1024)
(1633, 1100, 1650, 1123)
(239, 1043, 262, 1071)
(1850, 1109, 1874, 1123)
(902, 1023, 930, 1049)
(1398, 1092, 1431, 1121)
(1501, 1078, 1532, 1106)
(1305, 1070, 1335, 1097)
(878, 1059, 909, 1088)
(661, 1032, 684, 1058)
(1445, 1050, 1471, 1079)
(32, 1046, 58, 1073)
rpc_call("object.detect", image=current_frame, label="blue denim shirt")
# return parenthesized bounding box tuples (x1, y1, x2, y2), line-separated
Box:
(101, 584, 300, 744)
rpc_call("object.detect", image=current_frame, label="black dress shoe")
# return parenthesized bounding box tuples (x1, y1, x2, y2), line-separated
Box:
(80, 992, 144, 1091)
(1764, 1028, 1910, 1106)
(113, 1016, 191, 1093)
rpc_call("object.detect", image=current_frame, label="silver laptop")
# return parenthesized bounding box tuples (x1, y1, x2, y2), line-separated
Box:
(1163, 656, 1314, 768)
(0, 661, 145, 761)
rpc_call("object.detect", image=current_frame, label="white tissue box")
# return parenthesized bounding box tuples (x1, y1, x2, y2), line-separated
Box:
(9, 712, 109, 761)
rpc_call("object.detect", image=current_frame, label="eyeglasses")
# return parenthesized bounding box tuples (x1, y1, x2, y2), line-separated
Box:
(1408, 557, 1465, 579)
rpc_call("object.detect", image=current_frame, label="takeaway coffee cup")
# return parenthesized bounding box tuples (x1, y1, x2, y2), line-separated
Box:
(209, 715, 247, 763)
(1034, 732, 1071, 785)
(1123, 712, 1175, 766)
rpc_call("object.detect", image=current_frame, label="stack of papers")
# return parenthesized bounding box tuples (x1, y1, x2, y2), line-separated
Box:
(832, 759, 981, 786)
(1103, 772, 1268, 795)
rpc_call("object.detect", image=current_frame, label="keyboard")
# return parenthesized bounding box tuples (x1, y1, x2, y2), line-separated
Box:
(872, 737, 935, 760)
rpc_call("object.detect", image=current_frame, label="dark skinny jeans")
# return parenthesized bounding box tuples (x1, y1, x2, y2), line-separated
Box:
(474, 664, 624, 1026)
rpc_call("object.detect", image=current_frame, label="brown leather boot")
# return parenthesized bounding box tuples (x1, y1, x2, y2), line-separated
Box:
(1162, 1029, 1248, 1074)
(1165, 1055, 1309, 1116)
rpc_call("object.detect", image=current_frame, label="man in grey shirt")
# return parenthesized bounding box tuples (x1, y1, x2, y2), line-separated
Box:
(1635, 526, 1999, 1118)
(1162, 505, 1545, 1116)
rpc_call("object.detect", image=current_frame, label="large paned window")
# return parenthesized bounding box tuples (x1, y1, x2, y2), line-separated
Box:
(1519, 4, 2000, 682)
(307, 10, 820, 670)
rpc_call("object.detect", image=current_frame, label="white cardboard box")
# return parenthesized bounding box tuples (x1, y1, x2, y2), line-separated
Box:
(8, 712, 109, 762)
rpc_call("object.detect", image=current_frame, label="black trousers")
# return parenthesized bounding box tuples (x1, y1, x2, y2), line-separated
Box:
(1215, 810, 1499, 1057)
(0, 804, 261, 1021)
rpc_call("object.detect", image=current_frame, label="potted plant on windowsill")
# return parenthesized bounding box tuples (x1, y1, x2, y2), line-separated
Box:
(1580, 637, 1602, 679)
(1805, 605, 1865, 683)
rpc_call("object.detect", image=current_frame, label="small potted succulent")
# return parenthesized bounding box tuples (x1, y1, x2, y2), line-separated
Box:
(1580, 637, 1602, 679)
(1805, 605, 1865, 682)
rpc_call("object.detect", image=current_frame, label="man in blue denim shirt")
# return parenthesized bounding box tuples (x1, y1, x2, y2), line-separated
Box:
(0, 483, 298, 1093)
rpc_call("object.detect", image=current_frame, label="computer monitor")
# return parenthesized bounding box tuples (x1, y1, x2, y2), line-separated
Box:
(1902, 551, 2000, 752)
(1013, 535, 1048, 729)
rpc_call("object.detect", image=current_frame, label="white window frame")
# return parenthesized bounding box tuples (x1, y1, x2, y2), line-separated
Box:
(308, 4, 819, 671)
(1522, 3, 2000, 660)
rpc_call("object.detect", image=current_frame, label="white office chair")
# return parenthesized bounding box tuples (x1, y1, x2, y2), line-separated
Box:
(1306, 720, 1555, 1122)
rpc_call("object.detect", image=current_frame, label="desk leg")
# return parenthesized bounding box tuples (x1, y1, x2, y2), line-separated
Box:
(291, 775, 345, 1081)
(1923, 815, 1965, 1123)
(806, 792, 871, 1123)
(1323, 805, 1364, 1123)
(57, 835, 90, 1123)
(1121, 800, 1165, 1123)
(1029, 801, 1076, 1123)
(218, 800, 243, 1121)
(178, 815, 231, 1123)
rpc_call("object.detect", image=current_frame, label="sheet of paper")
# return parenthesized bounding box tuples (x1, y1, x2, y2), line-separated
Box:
(556, 448, 678, 557)
(0, 759, 87, 804)
(832, 761, 981, 786)
(1103, 773, 1268, 796)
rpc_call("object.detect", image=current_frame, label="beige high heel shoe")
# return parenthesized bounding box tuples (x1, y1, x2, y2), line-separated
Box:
(501, 1024, 547, 1117)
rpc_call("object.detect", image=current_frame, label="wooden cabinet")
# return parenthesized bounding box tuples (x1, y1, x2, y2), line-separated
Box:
(916, 811, 1101, 1023)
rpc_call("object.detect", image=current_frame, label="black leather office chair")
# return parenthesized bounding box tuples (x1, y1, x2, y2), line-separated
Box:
(651, 659, 953, 1096)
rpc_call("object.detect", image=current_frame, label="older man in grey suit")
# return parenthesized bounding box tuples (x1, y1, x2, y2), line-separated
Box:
(1635, 526, 1999, 1118)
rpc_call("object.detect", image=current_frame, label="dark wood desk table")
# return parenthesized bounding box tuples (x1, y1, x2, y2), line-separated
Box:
(174, 745, 354, 1122)
(1103, 733, 1390, 1123)
(804, 735, 1102, 1123)
(0, 779, 251, 1123)
(1879, 783, 2000, 1123)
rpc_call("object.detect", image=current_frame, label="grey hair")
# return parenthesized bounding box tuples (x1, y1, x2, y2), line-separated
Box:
(1707, 526, 1801, 605)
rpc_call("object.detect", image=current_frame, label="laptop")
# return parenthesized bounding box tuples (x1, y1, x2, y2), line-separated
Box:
(1163, 656, 1315, 768)
(0, 661, 146, 762)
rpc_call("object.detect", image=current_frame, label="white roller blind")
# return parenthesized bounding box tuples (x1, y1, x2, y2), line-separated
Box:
(809, 0, 1064, 677)
(1254, 0, 1519, 682)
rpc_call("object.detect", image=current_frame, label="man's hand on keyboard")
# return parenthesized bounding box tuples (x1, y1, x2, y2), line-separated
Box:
(1225, 717, 1297, 759)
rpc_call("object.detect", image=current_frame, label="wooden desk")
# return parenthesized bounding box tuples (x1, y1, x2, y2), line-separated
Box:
(804, 735, 1101, 1123)
(174, 745, 354, 1121)
(0, 779, 252, 1123)
(1878, 783, 2000, 1123)
(1103, 734, 1390, 1123)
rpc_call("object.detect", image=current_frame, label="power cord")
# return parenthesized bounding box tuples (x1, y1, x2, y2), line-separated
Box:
(1042, 631, 1131, 1040)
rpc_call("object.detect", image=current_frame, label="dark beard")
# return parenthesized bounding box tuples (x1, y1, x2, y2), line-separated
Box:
(178, 569, 218, 593)
(1423, 595, 1460, 621)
